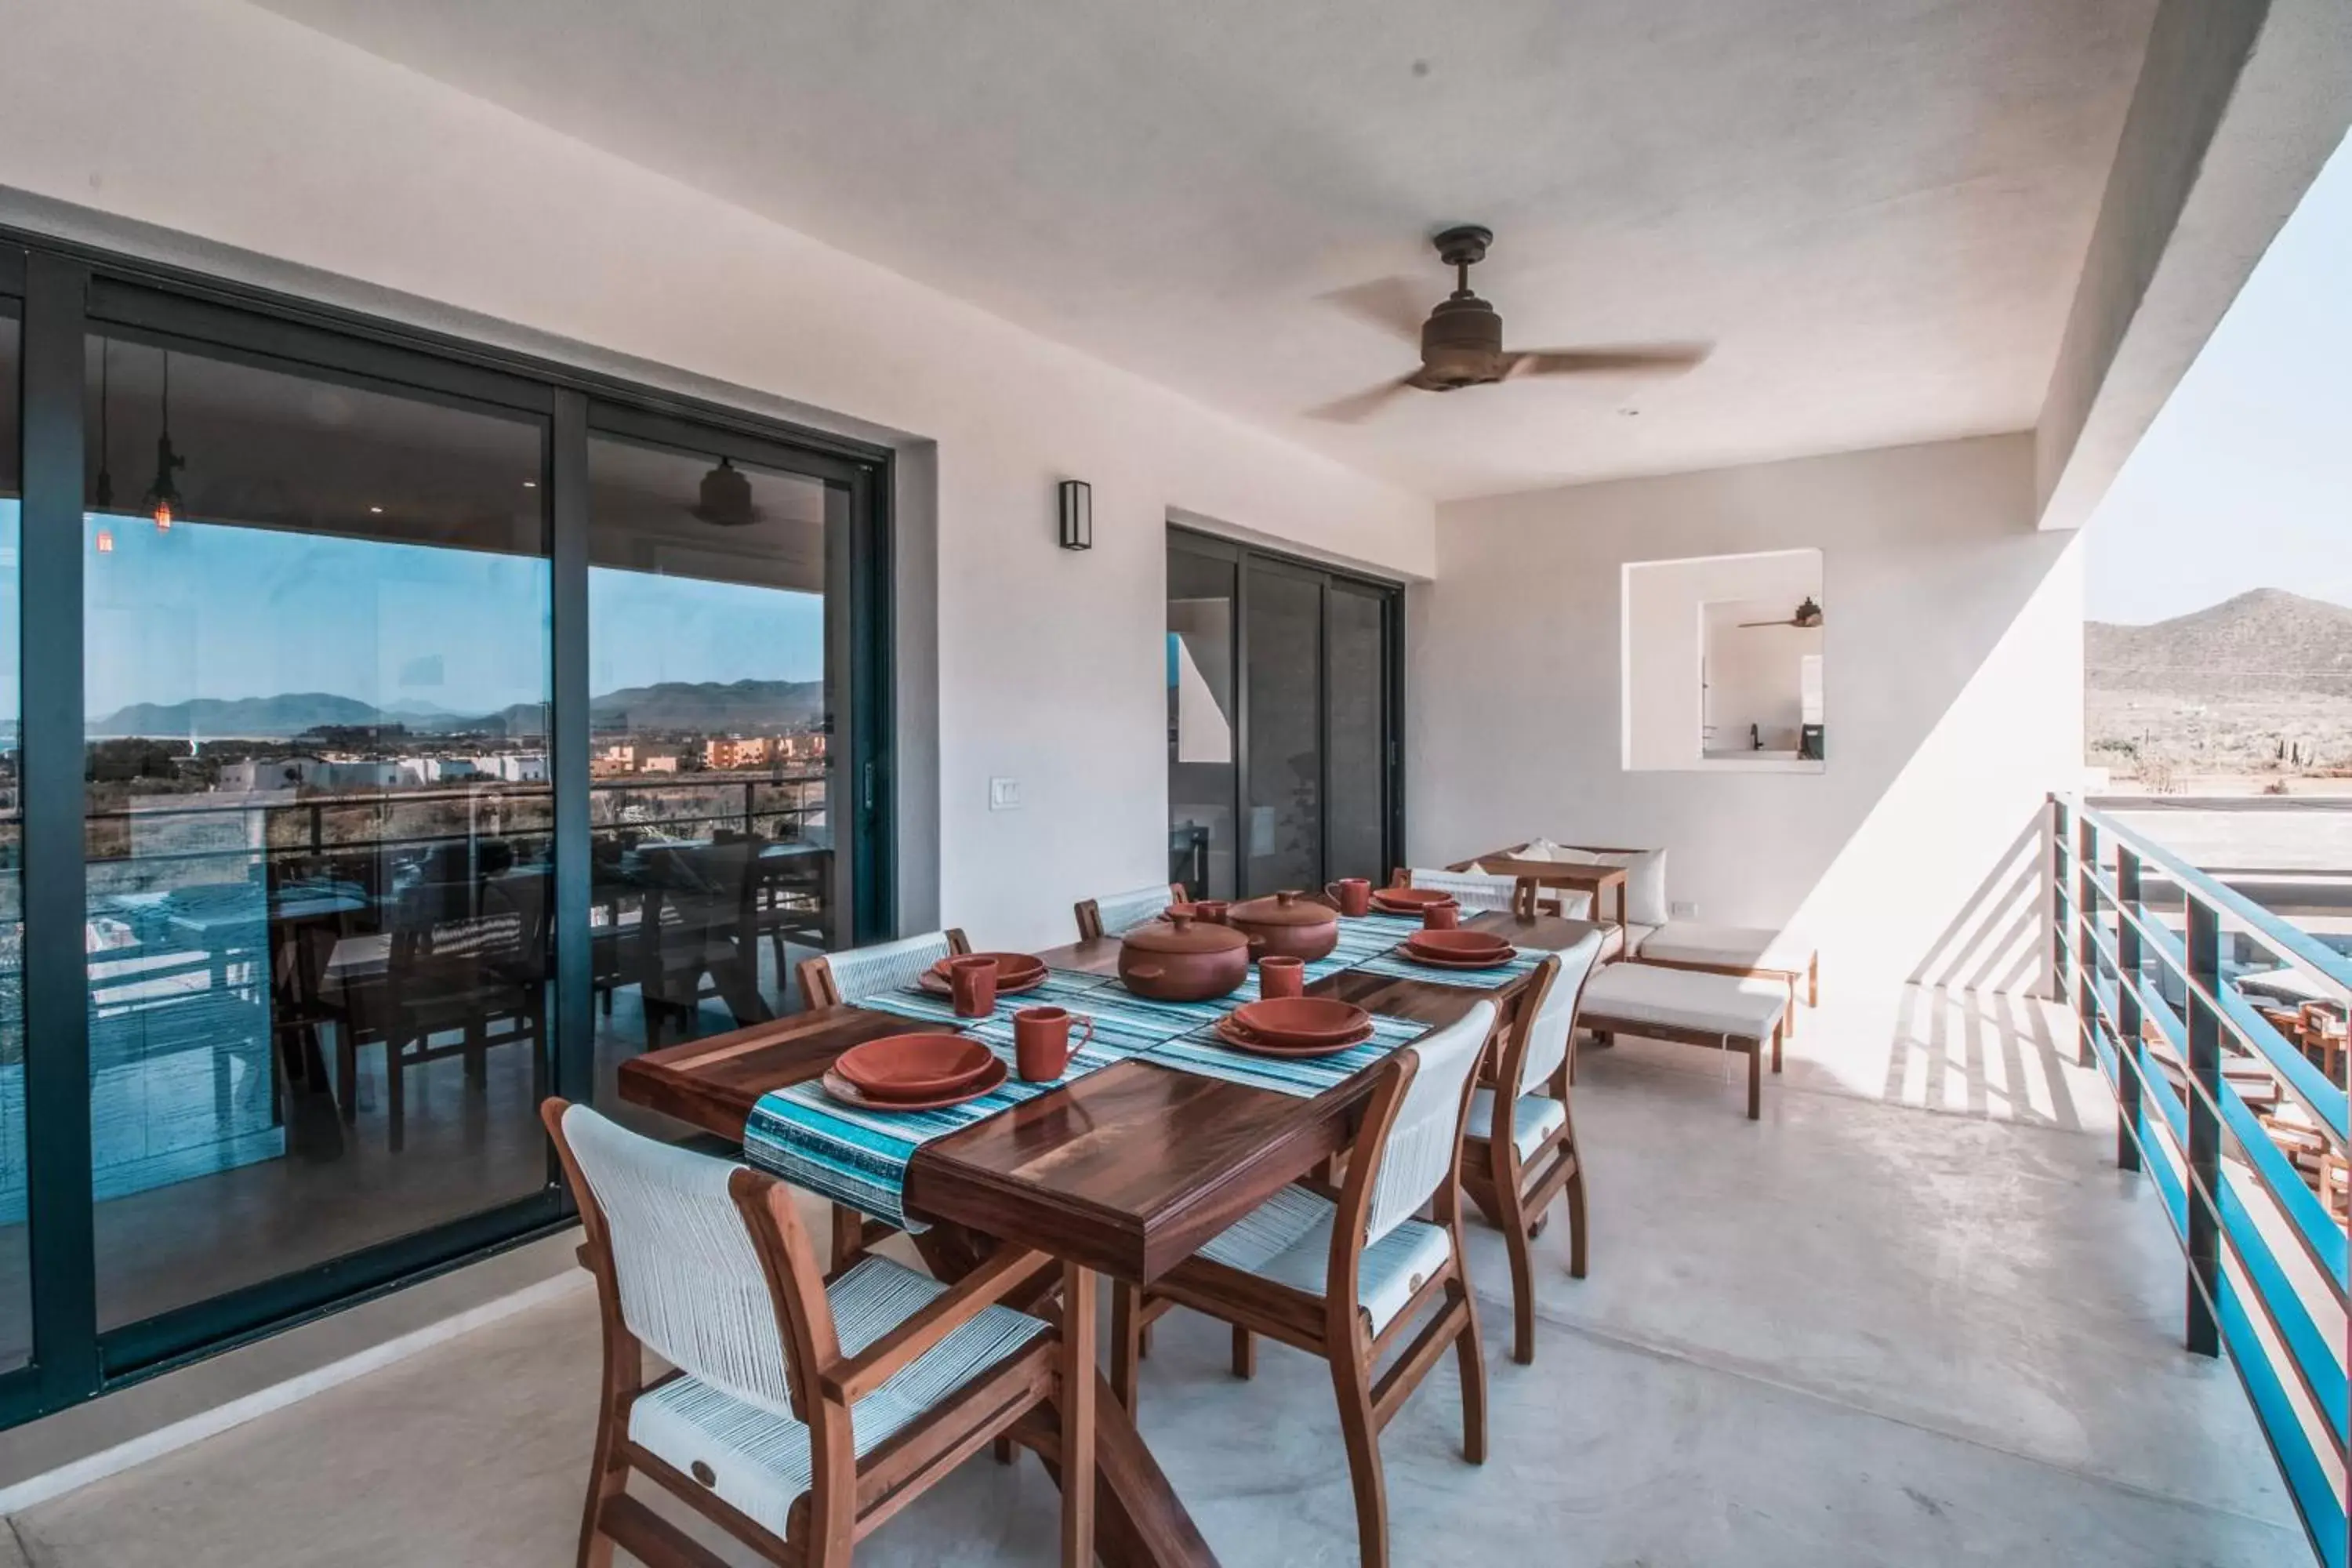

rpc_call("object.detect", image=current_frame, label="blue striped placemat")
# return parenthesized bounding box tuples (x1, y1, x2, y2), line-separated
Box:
(1144, 1009, 1432, 1098)
(743, 1021, 1147, 1231)
(1346, 946, 1550, 991)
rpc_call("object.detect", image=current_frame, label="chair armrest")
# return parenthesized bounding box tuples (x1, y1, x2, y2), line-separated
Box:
(818, 1244, 1056, 1404)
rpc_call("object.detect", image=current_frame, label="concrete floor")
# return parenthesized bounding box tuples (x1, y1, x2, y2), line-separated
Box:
(0, 985, 2307, 1566)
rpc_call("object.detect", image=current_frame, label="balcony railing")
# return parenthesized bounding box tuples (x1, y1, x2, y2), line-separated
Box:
(2053, 795, 2349, 1567)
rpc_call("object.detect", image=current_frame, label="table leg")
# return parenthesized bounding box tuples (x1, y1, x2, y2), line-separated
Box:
(1062, 1261, 1098, 1567)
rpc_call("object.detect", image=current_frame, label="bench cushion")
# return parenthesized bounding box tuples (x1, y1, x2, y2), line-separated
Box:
(1637, 921, 1814, 975)
(1581, 962, 1788, 1041)
(1597, 921, 1658, 964)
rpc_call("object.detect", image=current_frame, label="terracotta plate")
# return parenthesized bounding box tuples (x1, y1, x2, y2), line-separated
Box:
(1370, 887, 1457, 913)
(1400, 945, 1518, 971)
(1212, 1014, 1373, 1057)
(1230, 996, 1370, 1044)
(835, 1033, 999, 1100)
(931, 951, 1047, 987)
(822, 1058, 1007, 1112)
(1403, 930, 1513, 961)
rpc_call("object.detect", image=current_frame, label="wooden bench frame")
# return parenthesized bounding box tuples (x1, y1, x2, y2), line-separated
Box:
(1581, 1003, 1784, 1120)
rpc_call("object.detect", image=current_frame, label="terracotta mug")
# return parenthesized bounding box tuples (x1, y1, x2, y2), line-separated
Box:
(1258, 955, 1305, 999)
(947, 955, 1000, 1018)
(1192, 900, 1230, 925)
(1422, 901, 1461, 931)
(1325, 878, 1371, 917)
(1013, 1005, 1093, 1082)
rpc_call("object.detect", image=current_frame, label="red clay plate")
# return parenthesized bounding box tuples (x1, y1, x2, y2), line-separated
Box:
(931, 951, 1048, 989)
(1230, 996, 1370, 1044)
(835, 1033, 999, 1100)
(1369, 887, 1457, 913)
(1400, 945, 1517, 971)
(822, 1058, 1007, 1112)
(1403, 929, 1513, 960)
(1213, 1014, 1373, 1057)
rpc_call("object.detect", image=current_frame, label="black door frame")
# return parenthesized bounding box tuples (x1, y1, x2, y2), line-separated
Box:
(0, 228, 897, 1427)
(1167, 524, 1405, 900)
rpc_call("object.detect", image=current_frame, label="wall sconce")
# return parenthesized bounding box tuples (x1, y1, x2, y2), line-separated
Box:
(1058, 479, 1092, 551)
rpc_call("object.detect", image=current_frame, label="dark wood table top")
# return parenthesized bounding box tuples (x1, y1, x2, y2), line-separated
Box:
(618, 909, 1602, 1285)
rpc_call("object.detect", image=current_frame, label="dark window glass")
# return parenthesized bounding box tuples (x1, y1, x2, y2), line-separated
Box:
(1325, 586, 1388, 885)
(80, 332, 551, 1329)
(1168, 548, 1237, 899)
(1243, 566, 1323, 894)
(584, 433, 840, 1130)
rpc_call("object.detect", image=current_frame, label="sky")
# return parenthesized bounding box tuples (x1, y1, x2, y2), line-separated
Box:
(60, 512, 822, 720)
(2084, 132, 2352, 626)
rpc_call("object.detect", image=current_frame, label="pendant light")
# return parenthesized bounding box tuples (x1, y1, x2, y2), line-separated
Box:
(143, 350, 187, 532)
(693, 455, 755, 527)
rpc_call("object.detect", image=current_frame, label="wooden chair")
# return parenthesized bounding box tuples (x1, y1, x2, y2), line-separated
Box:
(1109, 1000, 1497, 1568)
(544, 1098, 1067, 1567)
(1387, 867, 1563, 919)
(1073, 884, 1186, 941)
(1457, 931, 1604, 1363)
(795, 930, 971, 1272)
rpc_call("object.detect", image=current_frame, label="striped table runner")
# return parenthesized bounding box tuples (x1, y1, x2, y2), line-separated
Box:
(1346, 946, 1551, 991)
(1145, 1009, 1432, 1098)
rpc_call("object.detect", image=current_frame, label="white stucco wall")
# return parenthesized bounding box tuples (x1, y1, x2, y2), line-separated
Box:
(1413, 436, 2085, 996)
(0, 0, 1434, 953)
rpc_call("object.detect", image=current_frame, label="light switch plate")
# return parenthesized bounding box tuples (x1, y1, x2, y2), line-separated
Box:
(1669, 900, 1698, 918)
(989, 776, 1022, 811)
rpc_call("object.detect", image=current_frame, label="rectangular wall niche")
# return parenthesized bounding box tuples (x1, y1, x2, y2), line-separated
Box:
(1621, 547, 1825, 773)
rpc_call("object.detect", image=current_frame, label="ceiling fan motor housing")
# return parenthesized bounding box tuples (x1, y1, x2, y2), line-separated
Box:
(1420, 296, 1504, 387)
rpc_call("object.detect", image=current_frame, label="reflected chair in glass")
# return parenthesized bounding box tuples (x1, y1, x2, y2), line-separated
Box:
(636, 841, 772, 1048)
(543, 1099, 1068, 1567)
(340, 869, 549, 1152)
(1109, 1000, 1497, 1568)
(1073, 883, 1187, 942)
(1455, 935, 1602, 1363)
(794, 928, 972, 1272)
(1388, 867, 1581, 918)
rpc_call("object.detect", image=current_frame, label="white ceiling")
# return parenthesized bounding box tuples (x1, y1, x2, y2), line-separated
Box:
(257, 0, 2157, 501)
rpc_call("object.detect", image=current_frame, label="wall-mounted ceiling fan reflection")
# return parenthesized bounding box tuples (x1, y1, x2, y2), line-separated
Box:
(1738, 597, 1824, 630)
(1308, 226, 1710, 423)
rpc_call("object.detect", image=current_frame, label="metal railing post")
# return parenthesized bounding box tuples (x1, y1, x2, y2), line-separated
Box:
(2113, 846, 2143, 1174)
(2075, 811, 2097, 1069)
(2051, 797, 2072, 1008)
(2183, 895, 2222, 1357)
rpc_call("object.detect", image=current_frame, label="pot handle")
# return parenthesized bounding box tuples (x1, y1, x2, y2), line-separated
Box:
(1127, 963, 1164, 981)
(1245, 935, 1266, 955)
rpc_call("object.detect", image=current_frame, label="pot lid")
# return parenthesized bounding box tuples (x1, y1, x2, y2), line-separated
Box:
(1229, 890, 1339, 928)
(1122, 911, 1251, 955)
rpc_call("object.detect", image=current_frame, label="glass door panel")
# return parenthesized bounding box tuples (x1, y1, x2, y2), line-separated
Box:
(0, 307, 27, 1371)
(1243, 563, 1324, 895)
(1167, 546, 1237, 898)
(583, 430, 844, 1125)
(1325, 584, 1389, 885)
(80, 332, 553, 1330)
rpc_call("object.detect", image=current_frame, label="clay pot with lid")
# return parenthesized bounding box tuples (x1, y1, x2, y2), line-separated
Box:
(1227, 890, 1341, 962)
(1119, 911, 1253, 1002)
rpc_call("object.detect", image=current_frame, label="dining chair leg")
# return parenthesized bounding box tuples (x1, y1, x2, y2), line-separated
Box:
(576, 1403, 627, 1568)
(828, 1205, 864, 1273)
(993, 1436, 1016, 1466)
(1110, 1283, 1142, 1411)
(1450, 1269, 1488, 1465)
(1491, 1139, 1537, 1365)
(1329, 1342, 1389, 1568)
(1231, 1323, 1255, 1381)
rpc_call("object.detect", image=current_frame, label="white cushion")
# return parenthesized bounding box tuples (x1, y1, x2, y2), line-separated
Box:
(1466, 1087, 1566, 1162)
(1597, 922, 1658, 963)
(1587, 850, 1668, 927)
(1637, 921, 1814, 975)
(1512, 838, 1574, 862)
(627, 1255, 1047, 1536)
(1197, 1183, 1451, 1336)
(1581, 962, 1787, 1041)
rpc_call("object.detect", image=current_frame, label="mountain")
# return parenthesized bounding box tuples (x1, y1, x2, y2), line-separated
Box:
(88, 692, 390, 738)
(89, 679, 824, 739)
(587, 679, 824, 734)
(2087, 588, 2352, 697)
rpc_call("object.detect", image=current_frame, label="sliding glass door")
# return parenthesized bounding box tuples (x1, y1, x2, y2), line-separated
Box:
(1168, 528, 1400, 901)
(0, 239, 893, 1425)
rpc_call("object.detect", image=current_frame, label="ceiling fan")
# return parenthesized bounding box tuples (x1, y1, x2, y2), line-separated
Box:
(1739, 597, 1824, 630)
(1308, 225, 1709, 423)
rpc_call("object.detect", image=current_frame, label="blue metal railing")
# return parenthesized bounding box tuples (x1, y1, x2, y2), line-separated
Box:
(2053, 796, 2348, 1567)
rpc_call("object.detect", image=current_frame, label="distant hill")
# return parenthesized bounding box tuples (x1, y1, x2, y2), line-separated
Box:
(2088, 588, 2352, 697)
(90, 678, 823, 739)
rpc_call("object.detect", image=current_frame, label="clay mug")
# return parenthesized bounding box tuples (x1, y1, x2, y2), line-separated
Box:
(1013, 1005, 1093, 1082)
(948, 955, 1000, 1018)
(1324, 878, 1371, 917)
(1421, 902, 1461, 931)
(1192, 900, 1231, 924)
(1258, 955, 1305, 999)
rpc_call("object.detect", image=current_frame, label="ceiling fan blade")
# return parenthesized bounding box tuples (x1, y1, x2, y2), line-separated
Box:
(1736, 619, 1798, 628)
(1504, 343, 1712, 379)
(1319, 277, 1432, 343)
(1305, 376, 1419, 423)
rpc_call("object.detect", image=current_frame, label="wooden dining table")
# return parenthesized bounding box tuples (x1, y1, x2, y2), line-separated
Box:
(619, 907, 1602, 1567)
